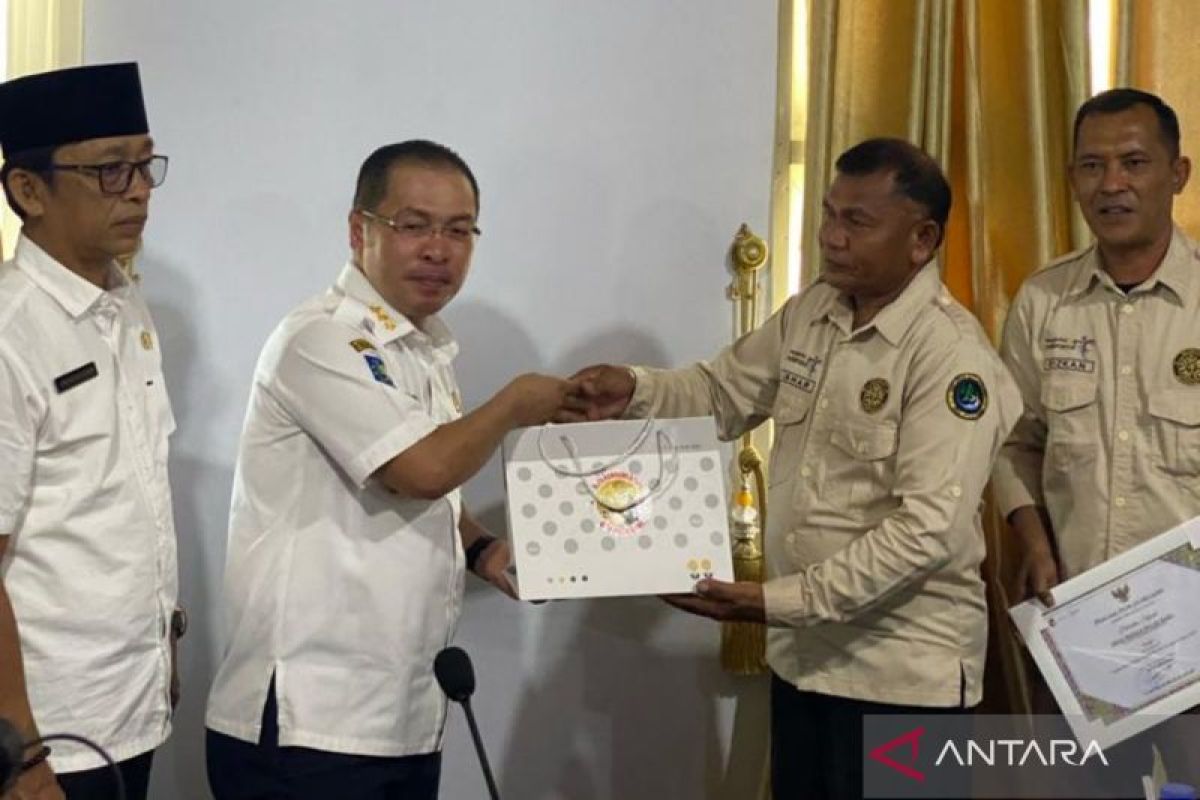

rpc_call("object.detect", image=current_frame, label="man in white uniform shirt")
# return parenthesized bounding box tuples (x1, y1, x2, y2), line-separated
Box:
(205, 140, 573, 799)
(0, 64, 179, 800)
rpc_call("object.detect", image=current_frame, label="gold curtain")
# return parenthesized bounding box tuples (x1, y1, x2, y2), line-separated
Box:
(1, 0, 84, 258)
(1115, 0, 1200, 237)
(793, 0, 1091, 714)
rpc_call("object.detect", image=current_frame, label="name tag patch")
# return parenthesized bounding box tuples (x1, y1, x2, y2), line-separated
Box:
(780, 368, 816, 393)
(53, 362, 99, 394)
(1043, 357, 1096, 373)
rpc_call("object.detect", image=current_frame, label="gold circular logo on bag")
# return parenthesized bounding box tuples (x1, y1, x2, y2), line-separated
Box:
(592, 471, 650, 535)
(1173, 348, 1200, 385)
(860, 378, 889, 414)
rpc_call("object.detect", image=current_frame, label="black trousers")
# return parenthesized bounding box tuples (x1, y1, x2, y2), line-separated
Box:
(770, 672, 961, 800)
(58, 750, 154, 800)
(206, 680, 442, 800)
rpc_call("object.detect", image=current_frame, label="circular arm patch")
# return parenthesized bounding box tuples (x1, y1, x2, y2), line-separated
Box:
(947, 373, 987, 419)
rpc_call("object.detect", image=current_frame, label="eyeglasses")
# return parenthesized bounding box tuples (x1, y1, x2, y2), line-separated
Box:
(357, 208, 481, 243)
(48, 155, 169, 195)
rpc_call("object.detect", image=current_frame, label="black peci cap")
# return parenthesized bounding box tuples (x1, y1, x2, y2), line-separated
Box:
(0, 62, 149, 156)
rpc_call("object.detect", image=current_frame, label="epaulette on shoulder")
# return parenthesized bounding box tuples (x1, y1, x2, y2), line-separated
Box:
(1033, 243, 1094, 276)
(929, 292, 981, 337)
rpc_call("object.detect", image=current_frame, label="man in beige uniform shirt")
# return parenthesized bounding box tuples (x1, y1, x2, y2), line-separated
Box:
(565, 138, 1020, 799)
(996, 89, 1199, 779)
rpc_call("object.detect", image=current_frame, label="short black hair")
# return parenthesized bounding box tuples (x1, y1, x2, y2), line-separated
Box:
(352, 139, 479, 215)
(1073, 88, 1181, 158)
(1, 145, 58, 219)
(834, 137, 951, 245)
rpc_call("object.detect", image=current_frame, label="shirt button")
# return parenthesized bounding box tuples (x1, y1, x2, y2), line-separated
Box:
(856, 443, 867, 454)
(787, 533, 797, 545)
(1120, 365, 1132, 376)
(1117, 430, 1130, 442)
(1121, 304, 1134, 315)
(800, 466, 812, 478)
(1114, 496, 1127, 508)
(950, 485, 963, 498)
(819, 398, 829, 410)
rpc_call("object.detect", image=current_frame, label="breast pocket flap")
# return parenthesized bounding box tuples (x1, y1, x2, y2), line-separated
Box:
(1041, 377, 1098, 413)
(830, 420, 898, 461)
(1148, 389, 1200, 427)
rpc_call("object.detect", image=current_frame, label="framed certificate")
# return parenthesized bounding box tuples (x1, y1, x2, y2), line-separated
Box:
(1009, 515, 1200, 749)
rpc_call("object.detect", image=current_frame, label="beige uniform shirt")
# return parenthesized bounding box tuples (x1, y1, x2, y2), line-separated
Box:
(628, 263, 1019, 706)
(994, 229, 1200, 579)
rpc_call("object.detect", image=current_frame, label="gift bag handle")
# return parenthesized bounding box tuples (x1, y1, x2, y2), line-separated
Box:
(536, 420, 678, 513)
(535, 416, 656, 477)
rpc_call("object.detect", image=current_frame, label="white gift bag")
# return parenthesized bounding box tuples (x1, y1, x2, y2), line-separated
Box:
(502, 416, 734, 600)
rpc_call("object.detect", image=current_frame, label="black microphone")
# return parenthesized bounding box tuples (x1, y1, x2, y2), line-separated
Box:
(434, 646, 501, 800)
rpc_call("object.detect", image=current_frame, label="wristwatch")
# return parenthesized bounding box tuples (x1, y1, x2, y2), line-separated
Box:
(170, 607, 188, 639)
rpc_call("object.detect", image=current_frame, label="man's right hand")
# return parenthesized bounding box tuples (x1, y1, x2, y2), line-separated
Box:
(7, 760, 64, 800)
(557, 364, 636, 422)
(1008, 505, 1061, 606)
(499, 374, 579, 428)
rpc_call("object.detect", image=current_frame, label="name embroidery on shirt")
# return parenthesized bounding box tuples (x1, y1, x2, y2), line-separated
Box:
(782, 349, 823, 393)
(1043, 357, 1096, 373)
(1043, 334, 1096, 373)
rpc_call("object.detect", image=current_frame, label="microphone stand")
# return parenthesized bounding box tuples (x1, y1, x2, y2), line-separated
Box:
(460, 696, 500, 800)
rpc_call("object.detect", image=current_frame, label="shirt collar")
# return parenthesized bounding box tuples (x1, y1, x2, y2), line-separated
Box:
(14, 233, 130, 319)
(335, 262, 458, 360)
(1067, 227, 1195, 303)
(816, 261, 943, 346)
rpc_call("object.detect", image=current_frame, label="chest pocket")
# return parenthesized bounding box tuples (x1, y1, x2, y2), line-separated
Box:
(768, 388, 813, 487)
(1147, 389, 1200, 476)
(826, 418, 899, 517)
(1040, 373, 1099, 476)
(44, 366, 113, 447)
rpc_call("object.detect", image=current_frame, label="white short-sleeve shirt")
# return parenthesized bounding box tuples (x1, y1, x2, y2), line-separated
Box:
(206, 263, 465, 757)
(0, 235, 178, 772)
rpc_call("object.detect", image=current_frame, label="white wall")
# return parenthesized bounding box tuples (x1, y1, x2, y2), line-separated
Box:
(84, 2, 778, 797)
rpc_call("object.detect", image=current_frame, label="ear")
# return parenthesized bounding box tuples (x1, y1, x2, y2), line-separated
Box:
(348, 209, 365, 253)
(5, 169, 47, 219)
(1172, 155, 1191, 195)
(911, 218, 940, 266)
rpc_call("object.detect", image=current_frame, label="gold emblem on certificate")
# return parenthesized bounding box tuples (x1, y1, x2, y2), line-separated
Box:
(859, 378, 889, 414)
(1172, 348, 1200, 385)
(140, 330, 153, 351)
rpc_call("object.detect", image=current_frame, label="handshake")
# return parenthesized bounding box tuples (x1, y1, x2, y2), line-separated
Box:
(496, 364, 638, 428)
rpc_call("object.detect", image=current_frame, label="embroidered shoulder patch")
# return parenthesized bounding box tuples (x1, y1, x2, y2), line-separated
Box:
(349, 338, 375, 353)
(363, 353, 395, 387)
(947, 373, 987, 420)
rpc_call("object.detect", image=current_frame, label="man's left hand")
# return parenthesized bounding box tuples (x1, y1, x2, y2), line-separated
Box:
(475, 539, 518, 600)
(662, 578, 766, 623)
